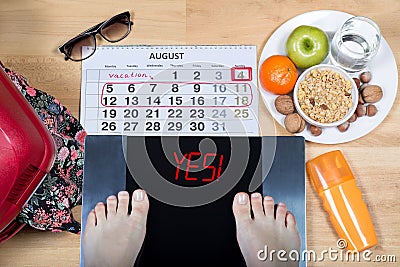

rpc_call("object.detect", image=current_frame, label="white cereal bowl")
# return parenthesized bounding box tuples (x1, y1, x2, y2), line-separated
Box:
(293, 64, 358, 128)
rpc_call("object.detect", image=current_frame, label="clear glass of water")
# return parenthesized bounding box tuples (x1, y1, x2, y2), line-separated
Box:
(330, 16, 381, 72)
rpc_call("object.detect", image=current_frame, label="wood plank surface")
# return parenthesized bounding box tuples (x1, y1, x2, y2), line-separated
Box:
(0, 0, 399, 266)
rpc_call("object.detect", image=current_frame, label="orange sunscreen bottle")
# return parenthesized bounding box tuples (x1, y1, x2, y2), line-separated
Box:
(306, 150, 378, 251)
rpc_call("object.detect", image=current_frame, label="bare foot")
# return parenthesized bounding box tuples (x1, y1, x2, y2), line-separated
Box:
(232, 192, 300, 267)
(83, 190, 149, 267)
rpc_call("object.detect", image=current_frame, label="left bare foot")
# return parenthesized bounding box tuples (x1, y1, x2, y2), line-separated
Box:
(83, 189, 149, 267)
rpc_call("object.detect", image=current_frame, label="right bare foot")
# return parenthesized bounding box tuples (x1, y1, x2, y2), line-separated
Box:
(232, 192, 300, 267)
(83, 189, 149, 267)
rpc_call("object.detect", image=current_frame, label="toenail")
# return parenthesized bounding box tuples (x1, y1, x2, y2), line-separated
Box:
(251, 193, 261, 198)
(108, 195, 117, 200)
(96, 202, 104, 206)
(278, 202, 286, 207)
(264, 196, 273, 201)
(134, 190, 144, 202)
(238, 194, 248, 205)
(119, 191, 129, 196)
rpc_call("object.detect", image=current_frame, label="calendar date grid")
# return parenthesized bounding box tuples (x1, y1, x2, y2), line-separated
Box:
(82, 63, 258, 135)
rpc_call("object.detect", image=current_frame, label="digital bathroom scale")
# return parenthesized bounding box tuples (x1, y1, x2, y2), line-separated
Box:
(81, 136, 306, 267)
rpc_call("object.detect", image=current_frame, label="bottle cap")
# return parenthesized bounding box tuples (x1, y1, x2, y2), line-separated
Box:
(306, 150, 354, 193)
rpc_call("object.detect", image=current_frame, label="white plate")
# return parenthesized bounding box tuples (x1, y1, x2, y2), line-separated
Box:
(259, 10, 398, 144)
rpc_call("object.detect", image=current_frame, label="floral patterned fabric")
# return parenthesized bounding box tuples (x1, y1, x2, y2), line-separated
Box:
(1, 65, 86, 234)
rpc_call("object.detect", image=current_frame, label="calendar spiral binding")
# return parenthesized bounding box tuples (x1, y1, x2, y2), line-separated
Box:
(85, 45, 256, 50)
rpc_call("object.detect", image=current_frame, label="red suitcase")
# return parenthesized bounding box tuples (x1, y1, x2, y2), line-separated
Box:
(0, 67, 55, 244)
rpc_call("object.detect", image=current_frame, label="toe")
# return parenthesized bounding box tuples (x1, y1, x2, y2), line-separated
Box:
(117, 191, 130, 215)
(106, 195, 117, 217)
(130, 189, 149, 224)
(263, 196, 275, 218)
(286, 211, 297, 230)
(94, 202, 106, 225)
(85, 209, 96, 228)
(275, 202, 287, 226)
(232, 192, 251, 224)
(250, 193, 264, 218)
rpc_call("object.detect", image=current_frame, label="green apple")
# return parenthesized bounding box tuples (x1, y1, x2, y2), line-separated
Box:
(286, 25, 329, 69)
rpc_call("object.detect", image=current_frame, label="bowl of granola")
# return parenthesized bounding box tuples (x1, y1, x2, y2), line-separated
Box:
(293, 64, 358, 128)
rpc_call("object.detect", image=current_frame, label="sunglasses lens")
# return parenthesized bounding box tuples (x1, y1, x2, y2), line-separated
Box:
(64, 34, 95, 61)
(100, 14, 131, 42)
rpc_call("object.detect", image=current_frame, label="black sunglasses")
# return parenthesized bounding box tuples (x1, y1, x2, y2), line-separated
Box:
(59, 11, 133, 61)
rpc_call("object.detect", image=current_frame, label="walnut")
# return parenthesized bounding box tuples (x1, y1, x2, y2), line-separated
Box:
(360, 83, 369, 91)
(362, 85, 383, 103)
(284, 113, 302, 133)
(274, 95, 294, 115)
(297, 117, 306, 133)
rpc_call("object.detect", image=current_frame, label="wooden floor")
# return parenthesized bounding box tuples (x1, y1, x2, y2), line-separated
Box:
(0, 0, 399, 266)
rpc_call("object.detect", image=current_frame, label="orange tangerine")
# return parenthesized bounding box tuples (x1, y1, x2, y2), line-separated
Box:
(259, 55, 298, 95)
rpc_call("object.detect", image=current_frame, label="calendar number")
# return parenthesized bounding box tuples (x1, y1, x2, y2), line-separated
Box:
(190, 109, 205, 118)
(215, 71, 222, 80)
(168, 122, 183, 131)
(171, 84, 179, 93)
(237, 71, 245, 79)
(234, 109, 249, 118)
(106, 84, 113, 93)
(193, 83, 201, 93)
(150, 83, 157, 92)
(146, 122, 161, 131)
(123, 122, 138, 131)
(128, 84, 135, 93)
(101, 121, 116, 131)
(193, 71, 200, 80)
(189, 122, 205, 131)
(169, 96, 183, 105)
(213, 96, 226, 105)
(232, 67, 251, 81)
(191, 96, 205, 105)
(235, 84, 248, 92)
(168, 109, 183, 118)
(125, 96, 139, 106)
(103, 96, 117, 106)
(213, 84, 227, 93)
(124, 109, 139, 118)
(235, 96, 249, 106)
(212, 122, 225, 131)
(147, 96, 161, 105)
(146, 109, 160, 118)
(103, 109, 116, 118)
(212, 109, 227, 118)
